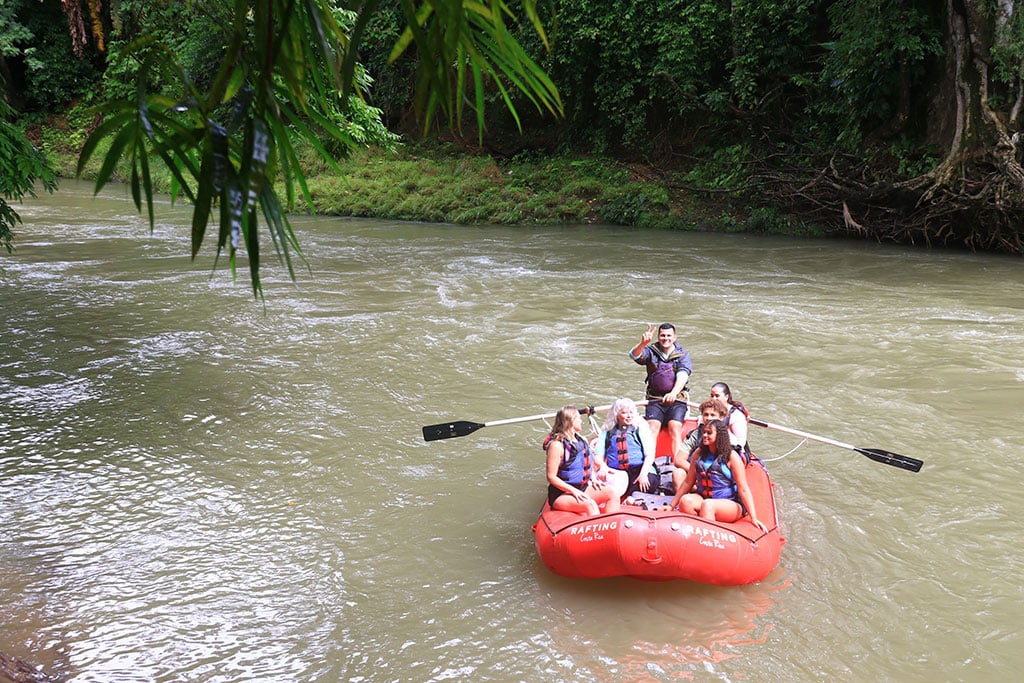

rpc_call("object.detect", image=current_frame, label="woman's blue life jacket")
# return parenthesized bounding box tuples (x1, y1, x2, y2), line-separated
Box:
(543, 434, 592, 487)
(694, 451, 738, 502)
(603, 426, 646, 469)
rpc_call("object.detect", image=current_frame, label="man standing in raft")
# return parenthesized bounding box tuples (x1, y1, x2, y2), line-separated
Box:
(629, 323, 692, 461)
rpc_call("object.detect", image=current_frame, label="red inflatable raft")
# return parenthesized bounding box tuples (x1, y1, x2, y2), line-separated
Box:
(532, 424, 784, 585)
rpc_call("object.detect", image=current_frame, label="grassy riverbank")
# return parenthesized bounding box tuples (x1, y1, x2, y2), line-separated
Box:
(299, 143, 752, 230)
(36, 111, 819, 237)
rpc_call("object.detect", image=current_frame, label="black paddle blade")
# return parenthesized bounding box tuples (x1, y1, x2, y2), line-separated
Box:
(422, 420, 486, 442)
(856, 447, 923, 473)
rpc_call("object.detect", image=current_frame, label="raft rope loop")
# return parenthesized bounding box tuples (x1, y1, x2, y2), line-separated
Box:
(537, 413, 601, 441)
(758, 438, 807, 462)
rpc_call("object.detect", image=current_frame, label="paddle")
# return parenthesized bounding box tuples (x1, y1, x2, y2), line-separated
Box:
(685, 401, 923, 472)
(746, 418, 923, 472)
(422, 401, 649, 442)
(422, 406, 593, 442)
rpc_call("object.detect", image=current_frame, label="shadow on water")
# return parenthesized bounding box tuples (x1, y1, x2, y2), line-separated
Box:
(528, 563, 791, 679)
(0, 560, 67, 682)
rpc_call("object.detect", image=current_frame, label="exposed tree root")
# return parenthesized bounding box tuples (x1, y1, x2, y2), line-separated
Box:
(0, 651, 54, 683)
(752, 147, 1024, 255)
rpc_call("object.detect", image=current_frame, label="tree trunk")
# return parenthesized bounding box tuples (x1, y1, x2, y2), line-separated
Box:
(738, 0, 1024, 254)
(0, 55, 18, 110)
(887, 0, 1024, 251)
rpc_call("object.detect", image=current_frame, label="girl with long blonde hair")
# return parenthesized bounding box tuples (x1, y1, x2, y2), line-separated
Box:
(544, 406, 620, 517)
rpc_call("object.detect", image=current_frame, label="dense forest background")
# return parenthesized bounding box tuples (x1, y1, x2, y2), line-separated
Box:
(3, 0, 1024, 258)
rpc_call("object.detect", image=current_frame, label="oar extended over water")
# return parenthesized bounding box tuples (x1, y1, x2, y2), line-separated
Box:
(746, 418, 923, 472)
(420, 407, 588, 442)
(682, 400, 922, 472)
(421, 401, 649, 442)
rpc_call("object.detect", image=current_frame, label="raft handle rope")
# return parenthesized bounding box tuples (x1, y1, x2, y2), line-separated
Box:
(537, 403, 630, 442)
(758, 438, 807, 462)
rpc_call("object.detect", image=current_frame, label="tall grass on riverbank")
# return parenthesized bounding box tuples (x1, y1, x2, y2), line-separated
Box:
(303, 145, 692, 228)
(36, 113, 815, 235)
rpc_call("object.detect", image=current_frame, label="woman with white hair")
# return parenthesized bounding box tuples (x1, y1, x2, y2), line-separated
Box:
(594, 398, 658, 502)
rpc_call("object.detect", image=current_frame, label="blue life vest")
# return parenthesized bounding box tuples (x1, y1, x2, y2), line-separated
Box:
(603, 426, 645, 469)
(694, 452, 737, 501)
(544, 434, 592, 487)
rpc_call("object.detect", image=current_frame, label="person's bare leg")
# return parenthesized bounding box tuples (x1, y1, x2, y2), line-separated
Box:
(647, 419, 662, 448)
(680, 493, 703, 515)
(667, 419, 684, 462)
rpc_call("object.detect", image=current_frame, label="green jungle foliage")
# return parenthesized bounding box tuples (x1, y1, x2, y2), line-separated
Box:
(3, 0, 1023, 264)
(0, 0, 983, 179)
(495, 0, 949, 161)
(818, 0, 943, 148)
(98, 1, 231, 102)
(992, 0, 1024, 90)
(1, 100, 57, 251)
(3, 0, 103, 111)
(3, 0, 561, 295)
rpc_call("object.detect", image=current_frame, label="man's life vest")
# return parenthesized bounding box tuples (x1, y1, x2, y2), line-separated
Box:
(645, 345, 686, 396)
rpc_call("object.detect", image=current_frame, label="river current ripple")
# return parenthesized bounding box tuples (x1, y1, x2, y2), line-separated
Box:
(2, 181, 1023, 681)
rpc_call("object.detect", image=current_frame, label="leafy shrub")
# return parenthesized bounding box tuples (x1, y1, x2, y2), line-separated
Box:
(684, 143, 751, 189)
(12, 0, 102, 112)
(597, 183, 669, 226)
(746, 206, 821, 236)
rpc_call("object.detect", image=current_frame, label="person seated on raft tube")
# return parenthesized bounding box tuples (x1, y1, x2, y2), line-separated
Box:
(666, 419, 769, 533)
(593, 398, 657, 503)
(710, 381, 753, 463)
(629, 323, 692, 462)
(545, 406, 621, 517)
(671, 397, 730, 492)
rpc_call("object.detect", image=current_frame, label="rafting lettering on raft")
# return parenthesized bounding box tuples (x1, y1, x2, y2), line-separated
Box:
(569, 521, 618, 536)
(685, 525, 737, 545)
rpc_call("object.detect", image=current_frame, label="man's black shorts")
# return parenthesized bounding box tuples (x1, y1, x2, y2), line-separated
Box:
(644, 400, 687, 424)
